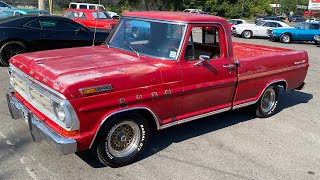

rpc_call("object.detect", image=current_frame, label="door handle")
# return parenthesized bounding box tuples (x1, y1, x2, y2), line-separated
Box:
(223, 64, 236, 70)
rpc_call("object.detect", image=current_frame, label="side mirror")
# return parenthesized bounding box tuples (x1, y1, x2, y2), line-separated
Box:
(194, 55, 210, 66)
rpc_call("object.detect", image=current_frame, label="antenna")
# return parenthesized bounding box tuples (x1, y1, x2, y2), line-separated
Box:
(92, 11, 98, 46)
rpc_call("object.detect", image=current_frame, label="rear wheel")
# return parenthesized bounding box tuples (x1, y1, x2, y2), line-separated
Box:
(242, 30, 252, 39)
(254, 85, 279, 118)
(93, 113, 149, 167)
(0, 41, 27, 66)
(280, 33, 291, 43)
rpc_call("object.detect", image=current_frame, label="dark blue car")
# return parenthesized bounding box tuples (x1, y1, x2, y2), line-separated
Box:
(271, 22, 320, 43)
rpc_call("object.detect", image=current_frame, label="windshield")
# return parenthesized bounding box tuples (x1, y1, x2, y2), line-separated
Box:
(228, 20, 235, 24)
(91, 12, 111, 19)
(108, 18, 186, 60)
(256, 21, 265, 26)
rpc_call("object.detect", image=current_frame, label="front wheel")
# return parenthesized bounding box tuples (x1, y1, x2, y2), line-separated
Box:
(254, 85, 279, 118)
(93, 113, 149, 167)
(280, 33, 291, 43)
(0, 41, 27, 66)
(242, 30, 252, 39)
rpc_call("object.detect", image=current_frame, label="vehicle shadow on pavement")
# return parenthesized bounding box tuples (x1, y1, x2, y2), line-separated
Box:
(76, 90, 312, 168)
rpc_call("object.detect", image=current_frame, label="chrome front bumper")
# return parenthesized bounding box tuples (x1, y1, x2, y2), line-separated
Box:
(6, 92, 77, 155)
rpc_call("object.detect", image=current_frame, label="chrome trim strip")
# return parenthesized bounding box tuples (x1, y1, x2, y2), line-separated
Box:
(159, 107, 231, 130)
(7, 92, 77, 155)
(232, 79, 288, 110)
(232, 101, 256, 110)
(89, 107, 161, 148)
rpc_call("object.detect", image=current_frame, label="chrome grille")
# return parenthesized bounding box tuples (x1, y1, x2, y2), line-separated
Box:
(9, 68, 56, 120)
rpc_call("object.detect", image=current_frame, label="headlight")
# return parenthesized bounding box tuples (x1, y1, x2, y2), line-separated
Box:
(51, 100, 78, 129)
(52, 102, 66, 122)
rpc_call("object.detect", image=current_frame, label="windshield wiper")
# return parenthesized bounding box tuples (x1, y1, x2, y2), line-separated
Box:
(124, 44, 140, 58)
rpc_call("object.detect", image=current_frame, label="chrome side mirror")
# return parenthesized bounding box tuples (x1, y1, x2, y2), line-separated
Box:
(194, 55, 210, 66)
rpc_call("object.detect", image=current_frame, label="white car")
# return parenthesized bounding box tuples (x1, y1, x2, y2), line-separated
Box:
(306, 18, 319, 22)
(183, 9, 209, 14)
(228, 19, 248, 30)
(232, 20, 290, 39)
(107, 11, 119, 19)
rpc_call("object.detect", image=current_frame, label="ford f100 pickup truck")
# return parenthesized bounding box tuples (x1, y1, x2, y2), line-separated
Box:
(6, 12, 309, 167)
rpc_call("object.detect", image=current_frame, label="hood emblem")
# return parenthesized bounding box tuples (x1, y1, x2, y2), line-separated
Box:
(80, 84, 113, 95)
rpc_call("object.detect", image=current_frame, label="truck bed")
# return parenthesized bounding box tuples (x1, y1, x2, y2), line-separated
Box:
(233, 42, 293, 59)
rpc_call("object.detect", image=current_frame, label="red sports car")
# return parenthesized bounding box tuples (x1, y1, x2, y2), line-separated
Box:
(63, 9, 118, 31)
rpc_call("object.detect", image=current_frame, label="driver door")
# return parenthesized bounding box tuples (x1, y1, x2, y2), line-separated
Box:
(177, 24, 237, 120)
(40, 18, 79, 50)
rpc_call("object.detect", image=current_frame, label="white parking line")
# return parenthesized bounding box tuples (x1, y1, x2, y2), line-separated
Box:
(0, 131, 7, 138)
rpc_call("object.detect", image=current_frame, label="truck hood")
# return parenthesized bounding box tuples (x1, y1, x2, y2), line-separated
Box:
(10, 46, 162, 99)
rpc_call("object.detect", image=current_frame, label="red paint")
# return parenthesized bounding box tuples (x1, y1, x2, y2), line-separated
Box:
(62, 9, 118, 30)
(9, 11, 309, 151)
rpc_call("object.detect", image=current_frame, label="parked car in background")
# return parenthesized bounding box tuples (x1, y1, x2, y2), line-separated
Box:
(228, 19, 247, 29)
(0, 8, 50, 18)
(314, 34, 320, 44)
(69, 2, 105, 10)
(306, 18, 319, 22)
(254, 15, 265, 24)
(232, 20, 290, 39)
(262, 16, 284, 22)
(107, 11, 119, 19)
(289, 15, 305, 22)
(183, 9, 209, 14)
(0, 1, 12, 8)
(63, 9, 118, 31)
(0, 15, 109, 66)
(269, 22, 320, 43)
(204, 19, 247, 33)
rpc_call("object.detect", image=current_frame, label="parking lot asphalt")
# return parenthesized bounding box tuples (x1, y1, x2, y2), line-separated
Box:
(0, 36, 319, 180)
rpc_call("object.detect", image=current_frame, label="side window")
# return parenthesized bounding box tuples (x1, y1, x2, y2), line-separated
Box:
(184, 26, 221, 61)
(277, 23, 282, 27)
(79, 5, 87, 9)
(0, 2, 8, 7)
(237, 21, 243, 25)
(24, 20, 41, 29)
(89, 5, 96, 9)
(70, 4, 77, 9)
(40, 20, 78, 31)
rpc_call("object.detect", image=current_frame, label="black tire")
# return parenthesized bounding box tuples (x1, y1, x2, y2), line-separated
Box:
(0, 41, 27, 66)
(280, 33, 291, 43)
(314, 41, 320, 45)
(242, 30, 252, 39)
(254, 85, 279, 118)
(93, 113, 149, 167)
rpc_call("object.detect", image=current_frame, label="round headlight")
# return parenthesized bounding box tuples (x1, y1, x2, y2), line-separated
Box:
(52, 102, 66, 122)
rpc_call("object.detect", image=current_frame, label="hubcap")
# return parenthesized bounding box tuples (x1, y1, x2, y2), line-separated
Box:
(282, 35, 290, 43)
(107, 121, 141, 158)
(244, 31, 251, 38)
(261, 88, 276, 113)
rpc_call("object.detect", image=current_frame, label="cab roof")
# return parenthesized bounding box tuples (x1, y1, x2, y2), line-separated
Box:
(122, 11, 226, 24)
(64, 8, 105, 12)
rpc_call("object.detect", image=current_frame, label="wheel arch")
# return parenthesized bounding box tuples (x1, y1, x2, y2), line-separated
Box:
(89, 107, 160, 149)
(0, 38, 33, 51)
(258, 79, 288, 101)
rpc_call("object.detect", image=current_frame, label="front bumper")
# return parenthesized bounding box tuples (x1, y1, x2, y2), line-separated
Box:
(6, 92, 77, 155)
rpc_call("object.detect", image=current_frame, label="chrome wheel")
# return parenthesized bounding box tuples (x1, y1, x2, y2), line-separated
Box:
(281, 34, 291, 43)
(260, 88, 276, 113)
(243, 31, 252, 38)
(107, 120, 141, 158)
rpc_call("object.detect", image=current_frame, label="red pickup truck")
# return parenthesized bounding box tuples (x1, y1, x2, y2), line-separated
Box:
(6, 12, 309, 167)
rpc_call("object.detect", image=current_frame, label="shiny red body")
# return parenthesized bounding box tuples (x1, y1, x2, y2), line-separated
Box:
(62, 9, 118, 30)
(10, 12, 309, 151)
